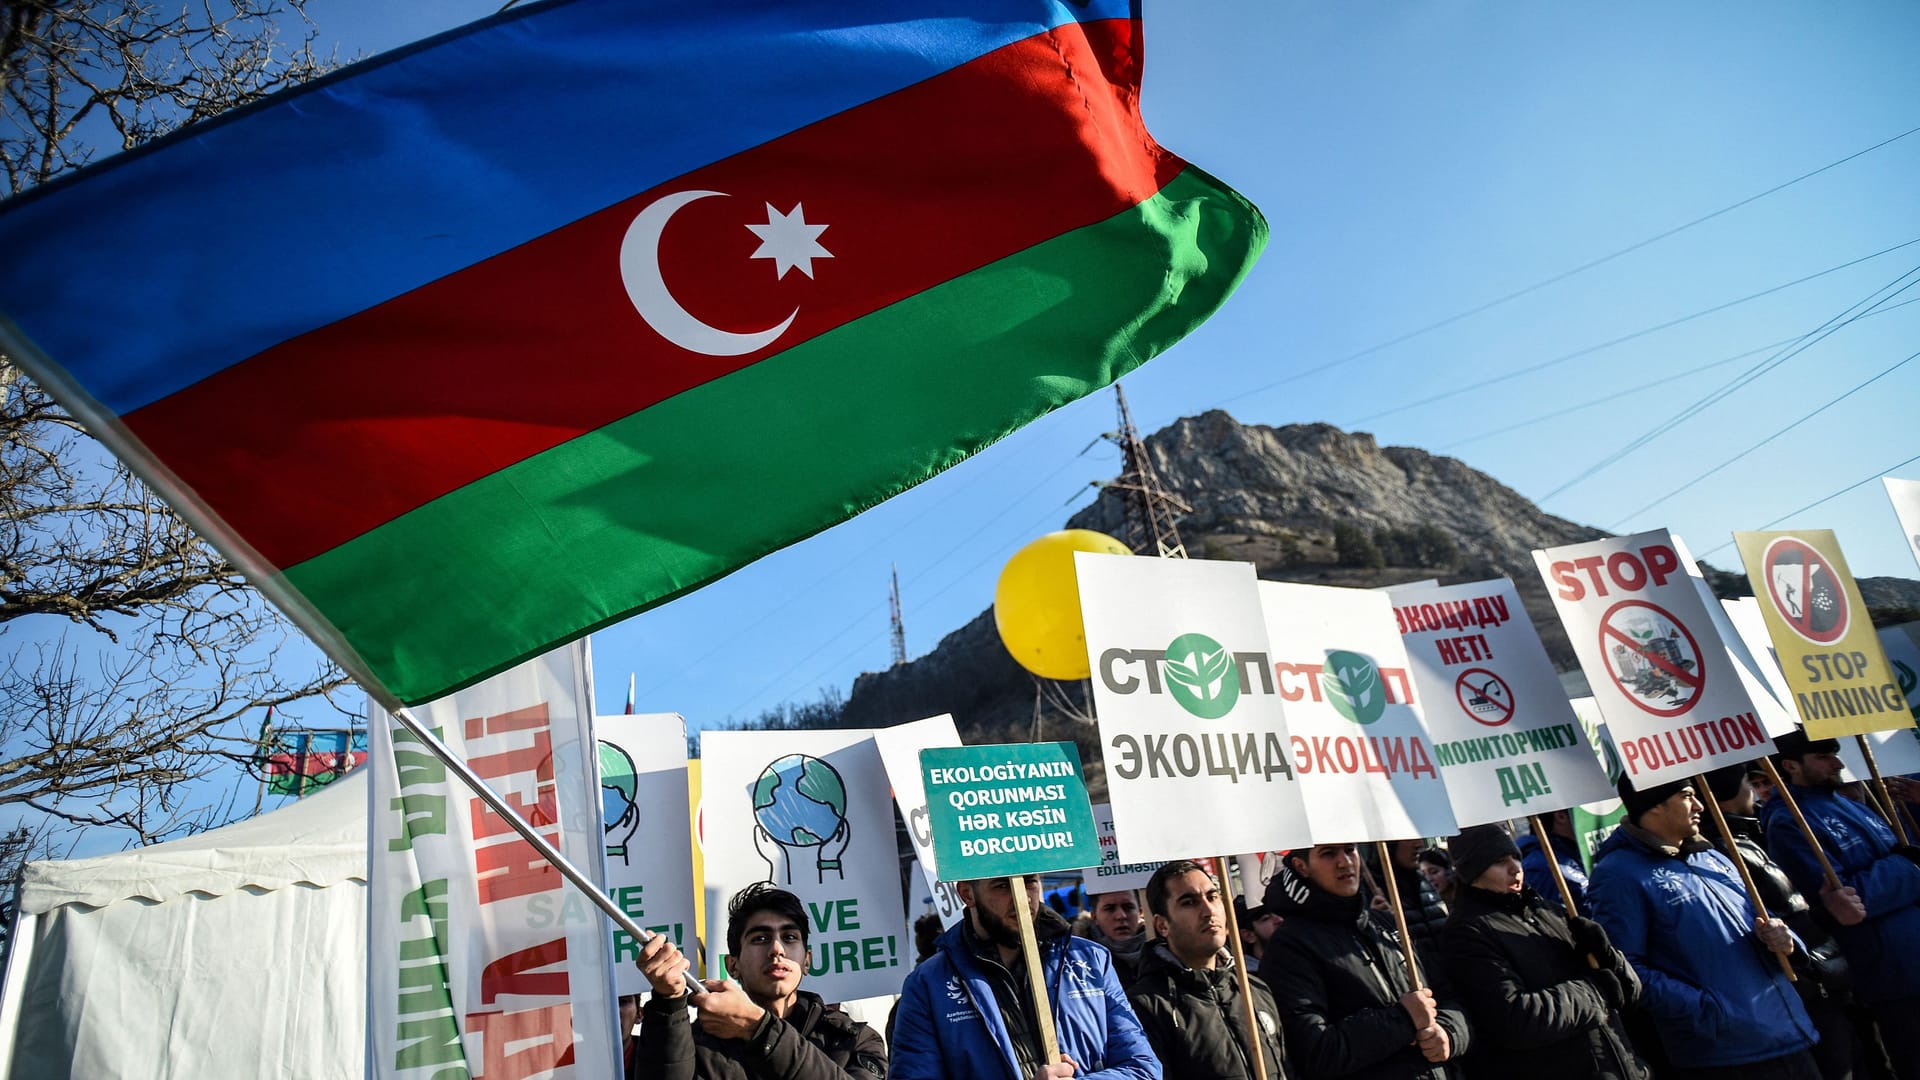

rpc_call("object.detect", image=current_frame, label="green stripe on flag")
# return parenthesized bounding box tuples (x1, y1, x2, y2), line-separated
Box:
(285, 167, 1266, 703)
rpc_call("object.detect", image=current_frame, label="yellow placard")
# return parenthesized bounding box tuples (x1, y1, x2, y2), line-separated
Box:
(1734, 529, 1912, 739)
(688, 759, 707, 979)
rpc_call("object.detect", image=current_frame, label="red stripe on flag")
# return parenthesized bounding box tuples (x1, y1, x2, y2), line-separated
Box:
(125, 17, 1177, 571)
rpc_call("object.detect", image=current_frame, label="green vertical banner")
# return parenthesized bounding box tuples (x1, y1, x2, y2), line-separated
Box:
(920, 742, 1100, 881)
(1568, 696, 1626, 871)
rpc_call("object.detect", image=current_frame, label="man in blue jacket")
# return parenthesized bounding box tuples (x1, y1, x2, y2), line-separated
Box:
(1586, 775, 1821, 1079)
(889, 874, 1162, 1080)
(1517, 809, 1589, 914)
(1764, 730, 1920, 1079)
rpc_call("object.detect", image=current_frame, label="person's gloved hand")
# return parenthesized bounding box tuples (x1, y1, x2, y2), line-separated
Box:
(1567, 915, 1613, 957)
(1586, 968, 1626, 1010)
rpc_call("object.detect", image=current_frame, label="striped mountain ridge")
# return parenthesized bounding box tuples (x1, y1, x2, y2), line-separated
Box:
(839, 411, 1920, 765)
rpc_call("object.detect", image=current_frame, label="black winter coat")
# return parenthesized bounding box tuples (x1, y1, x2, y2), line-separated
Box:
(1699, 811, 1853, 1005)
(1439, 885, 1649, 1080)
(1128, 943, 1290, 1080)
(1260, 863, 1470, 1079)
(634, 989, 887, 1080)
(1387, 862, 1449, 955)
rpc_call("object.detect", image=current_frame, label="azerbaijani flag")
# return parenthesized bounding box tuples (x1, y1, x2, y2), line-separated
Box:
(0, 0, 1266, 705)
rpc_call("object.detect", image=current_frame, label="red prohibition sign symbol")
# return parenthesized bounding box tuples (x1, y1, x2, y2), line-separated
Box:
(1761, 536, 1849, 646)
(1598, 599, 1705, 718)
(1455, 668, 1515, 727)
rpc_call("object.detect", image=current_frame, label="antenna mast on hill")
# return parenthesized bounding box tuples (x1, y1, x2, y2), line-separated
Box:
(1104, 383, 1191, 559)
(888, 564, 906, 667)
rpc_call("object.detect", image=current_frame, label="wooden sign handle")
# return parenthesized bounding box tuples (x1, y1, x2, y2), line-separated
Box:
(1527, 815, 1598, 969)
(1374, 841, 1423, 989)
(1008, 874, 1060, 1064)
(1695, 776, 1796, 983)
(1856, 736, 1913, 845)
(1757, 757, 1842, 890)
(1217, 856, 1270, 1080)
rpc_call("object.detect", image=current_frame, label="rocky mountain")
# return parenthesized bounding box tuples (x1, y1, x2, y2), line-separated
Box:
(836, 411, 1920, 788)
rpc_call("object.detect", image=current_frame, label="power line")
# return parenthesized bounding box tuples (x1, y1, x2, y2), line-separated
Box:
(1347, 235, 1920, 426)
(1608, 345, 1920, 527)
(1218, 123, 1920, 407)
(1436, 295, 1920, 451)
(1693, 450, 1920, 559)
(1535, 262, 1920, 502)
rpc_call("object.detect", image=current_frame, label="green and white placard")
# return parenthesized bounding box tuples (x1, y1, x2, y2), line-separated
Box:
(920, 742, 1100, 881)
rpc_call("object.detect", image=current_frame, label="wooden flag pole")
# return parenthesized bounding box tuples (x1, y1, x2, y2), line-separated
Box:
(1757, 758, 1842, 890)
(1373, 841, 1423, 989)
(1856, 736, 1913, 845)
(1527, 815, 1598, 970)
(1217, 856, 1270, 1080)
(1009, 873, 1061, 1065)
(1696, 775, 1795, 982)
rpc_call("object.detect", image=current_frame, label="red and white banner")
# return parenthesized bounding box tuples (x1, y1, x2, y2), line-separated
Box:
(368, 643, 617, 1080)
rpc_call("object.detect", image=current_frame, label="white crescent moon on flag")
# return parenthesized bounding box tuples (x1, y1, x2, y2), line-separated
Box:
(619, 189, 798, 356)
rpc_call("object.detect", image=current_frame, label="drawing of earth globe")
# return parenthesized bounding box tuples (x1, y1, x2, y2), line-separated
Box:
(752, 754, 847, 847)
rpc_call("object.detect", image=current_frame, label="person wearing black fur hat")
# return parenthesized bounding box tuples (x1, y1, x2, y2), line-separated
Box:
(1440, 824, 1649, 1080)
(1586, 775, 1822, 1078)
(1259, 843, 1470, 1079)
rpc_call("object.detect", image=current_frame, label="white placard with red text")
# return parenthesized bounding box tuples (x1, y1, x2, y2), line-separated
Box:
(699, 729, 906, 1002)
(1392, 578, 1613, 826)
(1534, 529, 1776, 786)
(368, 642, 618, 1080)
(1079, 802, 1169, 893)
(1257, 581, 1457, 841)
(1076, 553, 1313, 863)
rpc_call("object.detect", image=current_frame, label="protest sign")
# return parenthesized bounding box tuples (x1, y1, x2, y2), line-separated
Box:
(369, 642, 618, 1080)
(1672, 536, 1798, 739)
(913, 862, 966, 929)
(1722, 597, 1797, 714)
(1567, 698, 1627, 871)
(920, 742, 1100, 880)
(1734, 529, 1911, 739)
(700, 730, 905, 1001)
(1885, 478, 1920, 571)
(1534, 529, 1775, 786)
(1392, 578, 1612, 825)
(1834, 625, 1920, 777)
(594, 713, 697, 997)
(1259, 581, 1457, 842)
(1082, 802, 1167, 893)
(1076, 553, 1312, 862)
(871, 714, 962, 878)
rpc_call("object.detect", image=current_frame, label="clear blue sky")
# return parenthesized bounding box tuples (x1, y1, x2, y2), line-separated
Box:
(297, 1, 1920, 736)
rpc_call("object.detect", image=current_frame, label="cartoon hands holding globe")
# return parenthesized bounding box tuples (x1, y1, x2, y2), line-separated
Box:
(751, 753, 851, 886)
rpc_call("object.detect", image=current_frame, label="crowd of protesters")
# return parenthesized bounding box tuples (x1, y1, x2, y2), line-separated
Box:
(623, 736, 1920, 1080)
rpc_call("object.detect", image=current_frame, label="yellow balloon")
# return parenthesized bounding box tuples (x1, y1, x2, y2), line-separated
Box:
(994, 529, 1133, 681)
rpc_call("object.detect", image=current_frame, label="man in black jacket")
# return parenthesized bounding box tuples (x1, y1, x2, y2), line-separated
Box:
(1260, 843, 1469, 1079)
(1127, 860, 1288, 1080)
(1439, 824, 1648, 1080)
(1702, 764, 1888, 1080)
(632, 883, 886, 1080)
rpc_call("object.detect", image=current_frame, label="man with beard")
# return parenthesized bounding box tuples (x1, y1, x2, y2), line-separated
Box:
(1764, 732, 1920, 1079)
(1127, 860, 1288, 1080)
(632, 883, 886, 1080)
(889, 874, 1160, 1080)
(1080, 890, 1149, 988)
(1586, 776, 1820, 1079)
(1259, 843, 1469, 1079)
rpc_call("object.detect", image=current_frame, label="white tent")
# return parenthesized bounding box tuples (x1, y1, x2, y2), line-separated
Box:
(0, 771, 367, 1079)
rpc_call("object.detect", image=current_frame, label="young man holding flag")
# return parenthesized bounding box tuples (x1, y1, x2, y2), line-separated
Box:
(632, 883, 886, 1080)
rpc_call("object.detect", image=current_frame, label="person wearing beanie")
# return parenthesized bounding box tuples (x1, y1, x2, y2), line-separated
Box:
(1440, 824, 1648, 1080)
(1700, 763, 1889, 1080)
(1259, 843, 1470, 1079)
(1586, 775, 1822, 1078)
(1763, 730, 1920, 1079)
